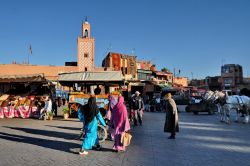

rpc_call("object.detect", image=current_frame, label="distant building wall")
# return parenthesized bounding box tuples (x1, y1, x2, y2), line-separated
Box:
(221, 64, 243, 90)
(0, 64, 78, 80)
(153, 71, 173, 84)
(136, 60, 153, 70)
(189, 79, 206, 88)
(102, 52, 137, 79)
(137, 69, 152, 81)
(173, 77, 188, 87)
(205, 76, 222, 91)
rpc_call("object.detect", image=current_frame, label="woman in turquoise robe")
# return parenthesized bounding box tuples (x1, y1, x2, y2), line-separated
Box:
(78, 96, 106, 155)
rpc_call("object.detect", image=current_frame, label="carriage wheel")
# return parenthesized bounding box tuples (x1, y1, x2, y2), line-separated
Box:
(97, 124, 107, 143)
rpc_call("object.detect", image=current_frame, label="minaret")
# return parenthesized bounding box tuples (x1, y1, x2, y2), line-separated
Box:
(77, 18, 95, 71)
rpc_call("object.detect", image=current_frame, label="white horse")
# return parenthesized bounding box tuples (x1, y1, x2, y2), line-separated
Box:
(203, 90, 215, 101)
(209, 91, 250, 124)
(203, 90, 224, 115)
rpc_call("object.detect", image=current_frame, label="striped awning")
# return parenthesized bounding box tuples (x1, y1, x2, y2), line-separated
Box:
(58, 71, 123, 82)
(0, 74, 47, 83)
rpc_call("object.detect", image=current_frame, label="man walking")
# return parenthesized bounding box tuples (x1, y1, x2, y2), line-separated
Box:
(131, 91, 144, 126)
(163, 93, 179, 139)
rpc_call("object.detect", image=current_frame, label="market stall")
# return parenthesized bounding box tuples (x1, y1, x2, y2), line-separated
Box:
(0, 74, 54, 119)
(58, 71, 123, 117)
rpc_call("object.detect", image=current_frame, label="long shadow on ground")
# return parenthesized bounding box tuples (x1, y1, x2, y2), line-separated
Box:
(45, 125, 81, 131)
(0, 132, 79, 154)
(3, 126, 79, 140)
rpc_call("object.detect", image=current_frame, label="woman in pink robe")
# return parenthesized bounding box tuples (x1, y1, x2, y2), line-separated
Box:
(112, 96, 130, 152)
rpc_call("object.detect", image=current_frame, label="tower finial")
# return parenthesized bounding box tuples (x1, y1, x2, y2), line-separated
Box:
(85, 16, 88, 22)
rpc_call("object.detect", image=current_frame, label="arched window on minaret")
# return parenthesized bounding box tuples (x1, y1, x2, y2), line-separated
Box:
(84, 29, 88, 38)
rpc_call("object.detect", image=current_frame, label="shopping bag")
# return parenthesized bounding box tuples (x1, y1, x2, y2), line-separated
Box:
(121, 132, 132, 146)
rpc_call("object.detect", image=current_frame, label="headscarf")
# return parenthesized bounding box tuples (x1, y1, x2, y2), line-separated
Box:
(106, 95, 117, 120)
(112, 96, 130, 132)
(108, 95, 117, 111)
(80, 96, 99, 124)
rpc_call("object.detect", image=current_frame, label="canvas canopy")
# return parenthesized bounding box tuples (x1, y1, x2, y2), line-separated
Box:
(0, 74, 47, 83)
(58, 71, 123, 82)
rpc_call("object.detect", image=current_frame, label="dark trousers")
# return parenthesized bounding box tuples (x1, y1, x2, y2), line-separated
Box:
(171, 132, 175, 137)
(52, 103, 57, 116)
(134, 109, 142, 126)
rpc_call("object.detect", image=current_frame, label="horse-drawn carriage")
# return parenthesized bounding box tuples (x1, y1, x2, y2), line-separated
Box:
(204, 90, 250, 124)
(188, 101, 217, 115)
(186, 95, 217, 115)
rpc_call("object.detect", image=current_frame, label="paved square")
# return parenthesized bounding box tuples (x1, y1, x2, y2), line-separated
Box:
(0, 111, 250, 166)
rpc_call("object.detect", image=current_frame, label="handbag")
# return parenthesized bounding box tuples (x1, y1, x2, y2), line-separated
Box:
(121, 132, 132, 146)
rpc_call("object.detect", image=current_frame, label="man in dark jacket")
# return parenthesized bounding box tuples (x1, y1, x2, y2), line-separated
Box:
(131, 91, 144, 126)
(163, 93, 179, 139)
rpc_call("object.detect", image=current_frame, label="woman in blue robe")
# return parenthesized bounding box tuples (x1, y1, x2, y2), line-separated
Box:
(78, 96, 106, 155)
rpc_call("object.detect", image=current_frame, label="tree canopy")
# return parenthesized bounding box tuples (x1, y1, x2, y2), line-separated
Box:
(161, 67, 170, 73)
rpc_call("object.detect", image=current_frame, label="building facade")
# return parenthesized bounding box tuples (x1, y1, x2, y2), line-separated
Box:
(102, 52, 137, 80)
(221, 64, 243, 90)
(136, 60, 153, 70)
(189, 79, 206, 89)
(137, 69, 152, 81)
(173, 77, 188, 87)
(152, 71, 173, 84)
(204, 76, 222, 91)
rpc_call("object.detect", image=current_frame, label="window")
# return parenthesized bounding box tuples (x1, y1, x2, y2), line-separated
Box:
(224, 79, 232, 84)
(222, 66, 230, 73)
(84, 29, 88, 38)
(85, 67, 88, 71)
(121, 67, 124, 75)
(84, 53, 89, 58)
(229, 67, 234, 73)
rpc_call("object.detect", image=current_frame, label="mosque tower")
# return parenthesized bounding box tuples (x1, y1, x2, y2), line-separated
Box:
(77, 18, 95, 71)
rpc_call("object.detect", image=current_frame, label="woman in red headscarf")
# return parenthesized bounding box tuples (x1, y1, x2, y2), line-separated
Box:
(112, 95, 130, 152)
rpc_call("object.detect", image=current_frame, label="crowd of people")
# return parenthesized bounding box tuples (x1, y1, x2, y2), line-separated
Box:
(1, 88, 179, 156)
(143, 94, 169, 113)
(76, 91, 179, 156)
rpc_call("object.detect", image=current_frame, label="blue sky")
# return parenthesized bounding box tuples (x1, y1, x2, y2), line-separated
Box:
(0, 0, 250, 79)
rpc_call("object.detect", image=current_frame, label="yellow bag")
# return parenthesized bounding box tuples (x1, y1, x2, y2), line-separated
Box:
(121, 132, 132, 146)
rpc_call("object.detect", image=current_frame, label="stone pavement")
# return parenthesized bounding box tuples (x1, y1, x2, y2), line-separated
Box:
(0, 111, 250, 166)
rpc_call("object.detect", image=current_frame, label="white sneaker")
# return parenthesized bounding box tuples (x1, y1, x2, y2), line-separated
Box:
(79, 151, 88, 155)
